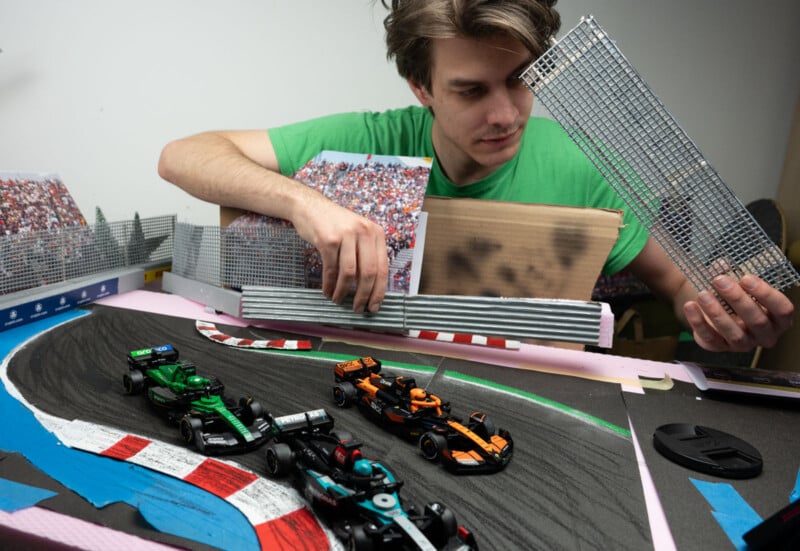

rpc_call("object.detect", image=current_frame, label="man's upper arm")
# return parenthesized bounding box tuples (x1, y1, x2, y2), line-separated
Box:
(216, 129, 280, 172)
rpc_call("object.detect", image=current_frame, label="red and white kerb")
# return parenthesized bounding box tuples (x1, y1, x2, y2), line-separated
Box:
(406, 329, 520, 349)
(195, 320, 312, 350)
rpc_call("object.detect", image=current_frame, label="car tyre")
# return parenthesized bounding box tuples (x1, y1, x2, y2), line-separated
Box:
(424, 502, 458, 547)
(265, 442, 293, 478)
(419, 432, 447, 462)
(179, 415, 204, 451)
(347, 524, 374, 551)
(469, 412, 497, 441)
(333, 382, 357, 408)
(240, 397, 264, 424)
(123, 369, 145, 395)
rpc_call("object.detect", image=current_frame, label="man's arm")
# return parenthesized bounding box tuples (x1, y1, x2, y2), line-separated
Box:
(157, 130, 389, 313)
(627, 237, 795, 352)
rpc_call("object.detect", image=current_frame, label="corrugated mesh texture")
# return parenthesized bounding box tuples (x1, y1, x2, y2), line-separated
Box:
(1, 215, 174, 295)
(520, 16, 799, 295)
(171, 222, 310, 289)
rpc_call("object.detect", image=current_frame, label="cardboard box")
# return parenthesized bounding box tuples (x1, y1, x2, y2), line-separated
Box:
(418, 196, 622, 302)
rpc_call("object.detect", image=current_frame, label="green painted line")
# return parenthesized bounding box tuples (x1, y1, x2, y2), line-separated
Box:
(246, 348, 629, 437)
(443, 370, 631, 438)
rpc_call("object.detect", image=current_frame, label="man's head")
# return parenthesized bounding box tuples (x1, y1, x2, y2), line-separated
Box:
(382, 0, 560, 92)
(381, 1, 561, 184)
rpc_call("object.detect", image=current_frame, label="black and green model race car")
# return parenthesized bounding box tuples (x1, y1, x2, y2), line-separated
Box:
(123, 344, 270, 455)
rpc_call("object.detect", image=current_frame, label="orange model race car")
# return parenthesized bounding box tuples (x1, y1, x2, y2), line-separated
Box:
(332, 357, 512, 474)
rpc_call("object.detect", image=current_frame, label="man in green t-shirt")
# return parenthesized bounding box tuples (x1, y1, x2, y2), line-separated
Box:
(158, 0, 793, 354)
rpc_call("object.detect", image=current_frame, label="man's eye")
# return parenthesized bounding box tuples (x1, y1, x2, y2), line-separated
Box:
(458, 87, 482, 98)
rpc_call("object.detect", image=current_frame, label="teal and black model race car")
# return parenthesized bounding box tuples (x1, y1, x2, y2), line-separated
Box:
(333, 357, 512, 474)
(264, 408, 478, 551)
(123, 344, 270, 455)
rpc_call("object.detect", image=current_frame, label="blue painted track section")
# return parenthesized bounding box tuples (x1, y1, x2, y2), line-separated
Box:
(690, 478, 762, 551)
(0, 310, 258, 550)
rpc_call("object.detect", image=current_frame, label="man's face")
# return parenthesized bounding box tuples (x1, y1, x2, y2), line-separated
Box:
(410, 35, 535, 184)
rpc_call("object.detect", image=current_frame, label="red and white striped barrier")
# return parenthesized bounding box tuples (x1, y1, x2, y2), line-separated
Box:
(196, 320, 312, 350)
(407, 329, 520, 350)
(51, 419, 341, 550)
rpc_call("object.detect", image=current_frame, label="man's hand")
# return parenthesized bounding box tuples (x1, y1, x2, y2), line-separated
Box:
(158, 129, 390, 314)
(291, 198, 389, 314)
(682, 274, 795, 352)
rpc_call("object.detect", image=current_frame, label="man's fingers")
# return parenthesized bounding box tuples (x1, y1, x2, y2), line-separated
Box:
(332, 239, 357, 305)
(737, 275, 795, 334)
(351, 231, 389, 313)
(367, 233, 389, 313)
(683, 302, 729, 352)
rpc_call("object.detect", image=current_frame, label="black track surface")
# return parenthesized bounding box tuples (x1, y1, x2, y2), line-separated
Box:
(8, 305, 652, 550)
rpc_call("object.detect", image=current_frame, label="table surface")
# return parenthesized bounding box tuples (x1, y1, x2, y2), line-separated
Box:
(0, 293, 797, 551)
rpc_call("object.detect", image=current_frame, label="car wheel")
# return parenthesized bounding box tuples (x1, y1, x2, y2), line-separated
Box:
(469, 412, 496, 441)
(265, 442, 293, 478)
(419, 432, 447, 462)
(347, 524, 374, 551)
(179, 415, 203, 448)
(240, 397, 264, 424)
(123, 370, 145, 395)
(333, 382, 357, 408)
(424, 502, 458, 546)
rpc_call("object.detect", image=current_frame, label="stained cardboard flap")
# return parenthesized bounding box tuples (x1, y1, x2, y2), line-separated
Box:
(419, 196, 623, 302)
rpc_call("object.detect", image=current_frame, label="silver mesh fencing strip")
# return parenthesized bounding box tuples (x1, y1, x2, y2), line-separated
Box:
(520, 16, 800, 296)
(241, 287, 605, 346)
(1, 215, 174, 296)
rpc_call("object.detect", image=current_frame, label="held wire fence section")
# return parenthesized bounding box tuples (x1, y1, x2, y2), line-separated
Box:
(0, 215, 175, 296)
(520, 16, 800, 297)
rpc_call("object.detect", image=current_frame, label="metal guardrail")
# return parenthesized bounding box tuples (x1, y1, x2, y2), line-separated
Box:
(241, 287, 605, 346)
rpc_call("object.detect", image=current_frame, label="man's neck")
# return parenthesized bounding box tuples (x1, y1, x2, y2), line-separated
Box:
(431, 124, 497, 186)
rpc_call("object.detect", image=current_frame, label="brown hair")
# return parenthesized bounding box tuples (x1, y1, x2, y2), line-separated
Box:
(381, 0, 560, 90)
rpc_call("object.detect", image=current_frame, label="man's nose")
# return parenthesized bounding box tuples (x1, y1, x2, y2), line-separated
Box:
(486, 89, 518, 126)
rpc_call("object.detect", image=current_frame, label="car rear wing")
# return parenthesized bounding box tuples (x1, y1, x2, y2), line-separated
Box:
(271, 408, 334, 435)
(334, 356, 382, 381)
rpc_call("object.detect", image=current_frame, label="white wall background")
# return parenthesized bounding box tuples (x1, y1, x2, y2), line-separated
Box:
(1, 0, 798, 225)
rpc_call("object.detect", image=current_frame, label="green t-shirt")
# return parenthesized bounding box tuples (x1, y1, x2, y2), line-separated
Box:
(269, 105, 648, 275)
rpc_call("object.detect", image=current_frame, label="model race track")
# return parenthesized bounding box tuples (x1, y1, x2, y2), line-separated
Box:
(6, 304, 652, 550)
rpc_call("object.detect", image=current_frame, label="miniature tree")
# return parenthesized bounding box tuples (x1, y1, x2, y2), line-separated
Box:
(94, 207, 122, 269)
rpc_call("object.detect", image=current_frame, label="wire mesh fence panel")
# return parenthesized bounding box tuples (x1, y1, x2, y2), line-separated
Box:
(520, 16, 800, 296)
(0, 215, 174, 296)
(172, 222, 312, 289)
(221, 224, 310, 289)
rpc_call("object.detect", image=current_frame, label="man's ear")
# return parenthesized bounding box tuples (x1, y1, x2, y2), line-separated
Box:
(408, 78, 432, 107)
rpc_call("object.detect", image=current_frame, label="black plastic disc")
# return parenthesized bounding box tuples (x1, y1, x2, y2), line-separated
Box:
(653, 423, 762, 479)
